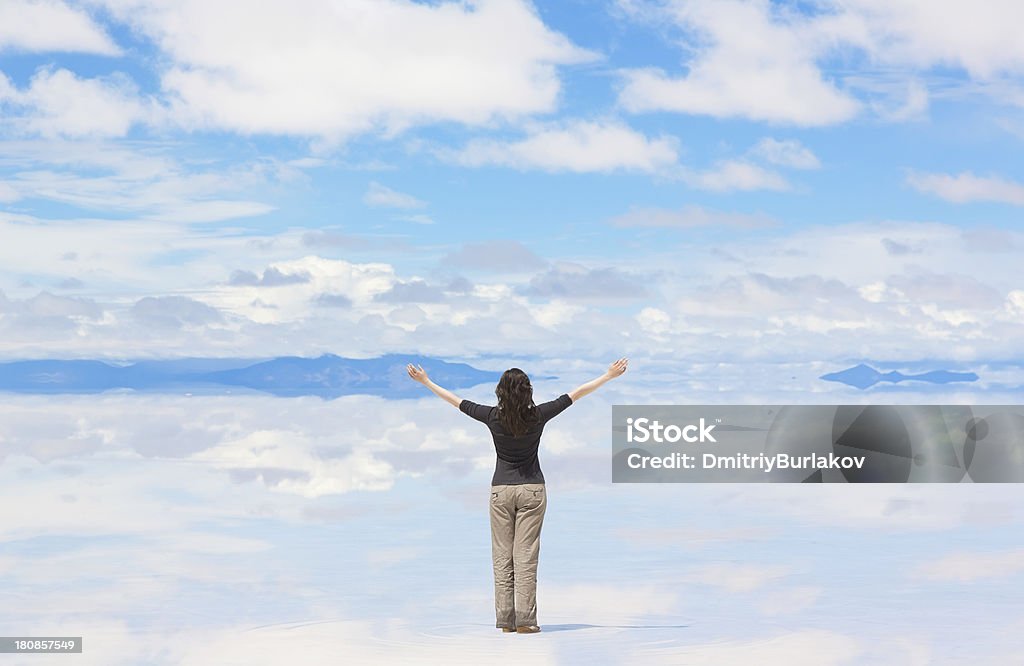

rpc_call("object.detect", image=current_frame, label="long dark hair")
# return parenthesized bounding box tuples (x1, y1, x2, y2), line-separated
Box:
(495, 368, 537, 436)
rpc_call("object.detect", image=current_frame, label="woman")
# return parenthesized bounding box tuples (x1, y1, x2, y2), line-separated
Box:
(406, 357, 628, 634)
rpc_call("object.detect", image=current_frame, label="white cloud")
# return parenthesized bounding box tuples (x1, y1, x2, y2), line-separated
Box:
(642, 219, 1024, 360)
(91, 0, 596, 141)
(0, 211, 293, 300)
(439, 119, 680, 173)
(205, 255, 398, 324)
(684, 159, 790, 192)
(362, 181, 426, 209)
(617, 0, 1024, 125)
(906, 171, 1024, 205)
(675, 137, 819, 191)
(715, 220, 1024, 290)
(1006, 291, 1024, 318)
(749, 138, 821, 169)
(0, 67, 155, 138)
(5, 206, 1024, 364)
(635, 307, 671, 335)
(871, 78, 930, 122)
(837, 0, 1024, 80)
(0, 0, 120, 55)
(191, 429, 396, 498)
(617, 0, 861, 126)
(0, 139, 276, 222)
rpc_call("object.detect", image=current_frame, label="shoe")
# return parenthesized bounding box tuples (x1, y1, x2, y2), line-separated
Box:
(500, 627, 515, 633)
(516, 625, 541, 634)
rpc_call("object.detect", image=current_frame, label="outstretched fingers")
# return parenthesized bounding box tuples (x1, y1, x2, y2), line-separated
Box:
(406, 363, 429, 383)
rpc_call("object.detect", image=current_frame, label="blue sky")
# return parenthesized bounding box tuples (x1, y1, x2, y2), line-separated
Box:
(2, 0, 1024, 366)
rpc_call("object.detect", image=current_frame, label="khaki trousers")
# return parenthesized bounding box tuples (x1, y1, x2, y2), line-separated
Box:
(489, 483, 547, 629)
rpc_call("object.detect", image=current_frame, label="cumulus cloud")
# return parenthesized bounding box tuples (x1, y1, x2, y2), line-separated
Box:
(373, 280, 447, 304)
(748, 137, 821, 169)
(661, 137, 819, 192)
(90, 0, 596, 142)
(0, 67, 157, 138)
(616, 0, 1024, 125)
(616, 0, 861, 126)
(682, 159, 791, 192)
(3, 216, 1024, 364)
(312, 293, 353, 309)
(228, 266, 312, 287)
(0, 0, 121, 55)
(906, 171, 1024, 205)
(438, 119, 680, 173)
(837, 0, 1024, 80)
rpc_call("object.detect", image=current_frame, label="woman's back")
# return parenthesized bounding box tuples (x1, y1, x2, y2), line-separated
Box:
(459, 393, 573, 484)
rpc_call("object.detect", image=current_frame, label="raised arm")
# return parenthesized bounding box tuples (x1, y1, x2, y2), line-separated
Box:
(406, 363, 462, 408)
(568, 357, 628, 403)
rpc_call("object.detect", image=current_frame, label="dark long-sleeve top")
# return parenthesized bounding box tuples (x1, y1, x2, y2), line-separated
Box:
(459, 394, 573, 485)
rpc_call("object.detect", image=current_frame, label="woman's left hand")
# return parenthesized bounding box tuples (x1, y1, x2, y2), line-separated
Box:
(406, 363, 429, 384)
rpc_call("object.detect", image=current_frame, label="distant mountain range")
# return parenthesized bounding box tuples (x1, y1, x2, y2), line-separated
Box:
(0, 356, 983, 396)
(820, 363, 979, 390)
(0, 354, 502, 399)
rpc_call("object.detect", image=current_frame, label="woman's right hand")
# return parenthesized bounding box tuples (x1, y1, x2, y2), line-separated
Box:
(606, 357, 628, 378)
(406, 363, 429, 384)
